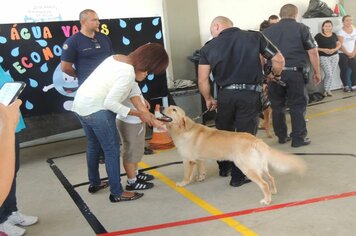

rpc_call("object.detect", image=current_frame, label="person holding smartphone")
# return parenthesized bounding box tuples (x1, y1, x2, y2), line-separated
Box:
(0, 100, 21, 205)
(0, 67, 38, 236)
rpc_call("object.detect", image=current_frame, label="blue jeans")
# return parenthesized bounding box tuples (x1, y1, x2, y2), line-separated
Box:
(0, 134, 20, 223)
(76, 110, 123, 196)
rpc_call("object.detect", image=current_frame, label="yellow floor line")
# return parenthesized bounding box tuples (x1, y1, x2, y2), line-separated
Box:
(306, 104, 356, 119)
(138, 101, 356, 234)
(138, 162, 258, 236)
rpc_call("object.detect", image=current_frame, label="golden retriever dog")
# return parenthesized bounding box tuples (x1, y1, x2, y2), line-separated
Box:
(162, 105, 306, 205)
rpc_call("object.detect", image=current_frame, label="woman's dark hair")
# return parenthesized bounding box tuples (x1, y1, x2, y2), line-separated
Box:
(129, 43, 169, 74)
(268, 15, 279, 21)
(342, 15, 351, 22)
(259, 20, 270, 31)
(321, 20, 333, 33)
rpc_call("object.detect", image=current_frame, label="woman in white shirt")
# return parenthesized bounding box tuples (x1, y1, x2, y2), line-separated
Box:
(72, 43, 168, 202)
(337, 15, 356, 92)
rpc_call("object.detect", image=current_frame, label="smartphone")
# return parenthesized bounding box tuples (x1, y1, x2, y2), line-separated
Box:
(0, 82, 26, 106)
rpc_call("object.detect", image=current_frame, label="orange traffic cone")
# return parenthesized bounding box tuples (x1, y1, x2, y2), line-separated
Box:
(148, 104, 175, 150)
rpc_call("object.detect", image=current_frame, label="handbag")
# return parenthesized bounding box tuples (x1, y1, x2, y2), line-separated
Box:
(303, 0, 335, 18)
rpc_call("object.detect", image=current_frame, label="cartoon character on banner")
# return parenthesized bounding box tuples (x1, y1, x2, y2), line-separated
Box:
(42, 63, 79, 111)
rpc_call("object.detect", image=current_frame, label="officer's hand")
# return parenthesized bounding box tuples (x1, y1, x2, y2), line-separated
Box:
(313, 73, 321, 85)
(206, 98, 217, 111)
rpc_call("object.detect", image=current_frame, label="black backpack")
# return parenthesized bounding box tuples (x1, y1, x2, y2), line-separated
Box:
(303, 0, 335, 18)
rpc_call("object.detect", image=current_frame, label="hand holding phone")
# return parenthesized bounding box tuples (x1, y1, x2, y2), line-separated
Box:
(0, 82, 26, 106)
(0, 99, 22, 132)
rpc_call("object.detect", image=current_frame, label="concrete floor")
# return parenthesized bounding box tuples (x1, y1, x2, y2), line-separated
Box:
(17, 89, 356, 236)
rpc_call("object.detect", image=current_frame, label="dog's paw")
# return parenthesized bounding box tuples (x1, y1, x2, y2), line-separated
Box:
(176, 181, 188, 187)
(271, 189, 277, 195)
(196, 174, 206, 182)
(260, 199, 271, 206)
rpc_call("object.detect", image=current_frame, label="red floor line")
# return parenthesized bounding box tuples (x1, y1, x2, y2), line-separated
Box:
(98, 190, 356, 236)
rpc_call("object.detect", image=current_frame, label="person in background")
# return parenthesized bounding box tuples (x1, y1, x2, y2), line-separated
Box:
(259, 15, 279, 31)
(0, 68, 38, 236)
(314, 20, 341, 96)
(61, 9, 114, 164)
(337, 15, 356, 92)
(116, 82, 155, 191)
(61, 9, 114, 86)
(259, 20, 270, 31)
(268, 15, 280, 25)
(198, 16, 284, 187)
(71, 43, 168, 202)
(263, 4, 321, 148)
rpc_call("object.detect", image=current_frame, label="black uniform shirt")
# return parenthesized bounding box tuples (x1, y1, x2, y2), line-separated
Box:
(263, 18, 316, 68)
(199, 27, 267, 87)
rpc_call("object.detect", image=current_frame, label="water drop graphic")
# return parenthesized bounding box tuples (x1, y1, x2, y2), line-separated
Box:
(36, 39, 47, 47)
(63, 100, 73, 111)
(155, 31, 162, 39)
(0, 36, 7, 44)
(25, 100, 34, 110)
(29, 78, 38, 87)
(147, 74, 154, 81)
(119, 19, 127, 28)
(135, 23, 142, 31)
(122, 36, 130, 45)
(152, 18, 160, 26)
(11, 47, 20, 57)
(141, 84, 148, 93)
(40, 63, 48, 72)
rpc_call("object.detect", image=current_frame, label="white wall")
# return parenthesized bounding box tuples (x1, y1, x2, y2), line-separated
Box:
(0, 0, 164, 23)
(197, 0, 339, 45)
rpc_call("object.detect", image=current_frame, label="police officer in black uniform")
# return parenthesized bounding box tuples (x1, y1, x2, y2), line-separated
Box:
(263, 4, 321, 148)
(198, 16, 285, 187)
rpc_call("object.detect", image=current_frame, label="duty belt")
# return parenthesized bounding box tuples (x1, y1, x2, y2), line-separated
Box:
(220, 84, 262, 92)
(283, 67, 303, 72)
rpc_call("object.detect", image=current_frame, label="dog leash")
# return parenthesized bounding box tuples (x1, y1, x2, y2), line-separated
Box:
(192, 109, 213, 121)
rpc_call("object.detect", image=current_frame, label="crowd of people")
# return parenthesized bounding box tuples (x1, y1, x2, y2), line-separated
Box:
(1, 4, 355, 235)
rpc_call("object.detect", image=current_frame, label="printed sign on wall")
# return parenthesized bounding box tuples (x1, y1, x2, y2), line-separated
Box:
(0, 17, 167, 117)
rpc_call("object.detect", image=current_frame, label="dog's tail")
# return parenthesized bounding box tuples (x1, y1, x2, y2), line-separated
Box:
(265, 148, 307, 176)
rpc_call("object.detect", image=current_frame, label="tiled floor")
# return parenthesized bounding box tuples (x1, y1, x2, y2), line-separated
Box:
(16, 90, 356, 236)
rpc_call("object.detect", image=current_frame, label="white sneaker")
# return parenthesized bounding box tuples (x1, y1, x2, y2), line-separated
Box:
(0, 221, 25, 236)
(7, 211, 38, 226)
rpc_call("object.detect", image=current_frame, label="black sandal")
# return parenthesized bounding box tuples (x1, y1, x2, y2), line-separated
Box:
(109, 192, 144, 202)
(88, 181, 109, 193)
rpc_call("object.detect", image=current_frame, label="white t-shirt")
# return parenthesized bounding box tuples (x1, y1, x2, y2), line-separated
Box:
(116, 82, 144, 124)
(337, 28, 356, 53)
(72, 56, 135, 117)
